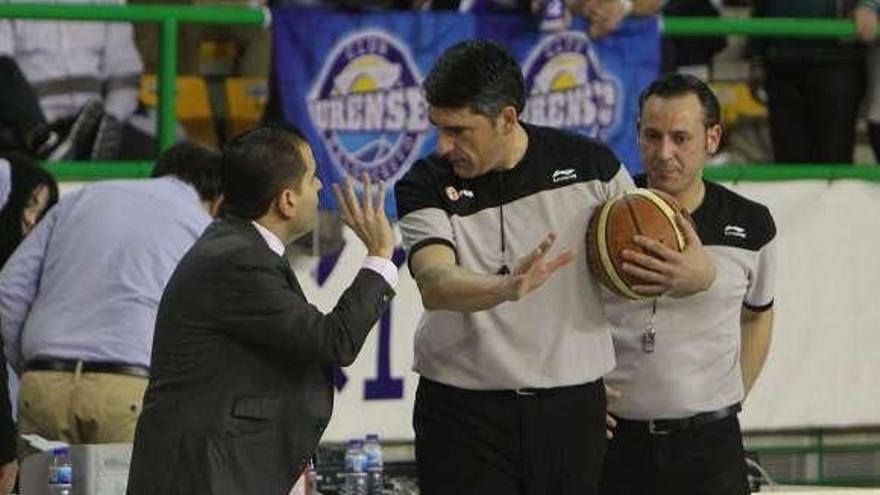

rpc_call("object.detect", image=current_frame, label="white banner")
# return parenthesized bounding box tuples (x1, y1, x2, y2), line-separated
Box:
(729, 181, 880, 431)
(297, 180, 880, 441)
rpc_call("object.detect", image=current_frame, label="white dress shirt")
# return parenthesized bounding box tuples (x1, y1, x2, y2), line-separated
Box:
(251, 220, 398, 288)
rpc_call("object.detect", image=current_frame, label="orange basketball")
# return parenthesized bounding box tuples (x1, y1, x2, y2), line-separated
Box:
(586, 188, 689, 299)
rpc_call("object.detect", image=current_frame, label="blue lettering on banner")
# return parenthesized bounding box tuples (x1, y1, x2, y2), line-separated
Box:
(364, 248, 406, 400)
(308, 30, 428, 185)
(319, 246, 406, 400)
(521, 31, 621, 141)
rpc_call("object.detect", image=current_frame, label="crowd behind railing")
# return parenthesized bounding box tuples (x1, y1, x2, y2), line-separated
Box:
(3, 0, 880, 167)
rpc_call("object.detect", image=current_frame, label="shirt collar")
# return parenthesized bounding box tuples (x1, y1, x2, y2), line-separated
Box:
(251, 221, 286, 257)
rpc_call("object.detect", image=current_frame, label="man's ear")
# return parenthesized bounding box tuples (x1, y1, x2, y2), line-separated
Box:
(275, 187, 298, 220)
(706, 123, 723, 155)
(500, 105, 518, 134)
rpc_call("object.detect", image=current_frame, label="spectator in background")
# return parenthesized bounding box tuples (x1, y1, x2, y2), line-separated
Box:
(0, 154, 58, 495)
(751, 0, 865, 164)
(0, 0, 144, 160)
(0, 57, 104, 160)
(855, 0, 880, 162)
(570, 0, 662, 39)
(0, 142, 222, 446)
(0, 159, 16, 495)
(414, 0, 533, 11)
(660, 0, 727, 79)
(0, 153, 58, 268)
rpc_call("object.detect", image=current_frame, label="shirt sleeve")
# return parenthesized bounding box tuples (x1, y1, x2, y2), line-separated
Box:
(362, 256, 398, 289)
(395, 161, 457, 260)
(744, 209, 777, 311)
(606, 162, 635, 199)
(0, 203, 60, 370)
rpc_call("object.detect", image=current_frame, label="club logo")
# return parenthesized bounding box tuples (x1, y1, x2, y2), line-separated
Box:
(521, 32, 620, 140)
(308, 31, 429, 184)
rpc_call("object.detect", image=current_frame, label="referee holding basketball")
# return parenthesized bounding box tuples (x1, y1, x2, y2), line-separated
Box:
(395, 41, 716, 495)
(600, 73, 777, 495)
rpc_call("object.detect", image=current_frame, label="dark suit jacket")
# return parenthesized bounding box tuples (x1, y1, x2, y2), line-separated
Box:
(126, 216, 394, 495)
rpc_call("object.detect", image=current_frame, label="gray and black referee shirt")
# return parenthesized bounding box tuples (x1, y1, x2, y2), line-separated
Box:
(604, 178, 777, 419)
(396, 123, 634, 390)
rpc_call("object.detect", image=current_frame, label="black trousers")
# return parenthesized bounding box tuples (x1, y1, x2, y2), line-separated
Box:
(764, 59, 865, 164)
(414, 376, 607, 495)
(600, 414, 750, 495)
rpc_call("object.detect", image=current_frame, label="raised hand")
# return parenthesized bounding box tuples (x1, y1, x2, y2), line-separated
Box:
(501, 232, 575, 301)
(332, 173, 395, 259)
(579, 0, 629, 39)
(620, 214, 716, 298)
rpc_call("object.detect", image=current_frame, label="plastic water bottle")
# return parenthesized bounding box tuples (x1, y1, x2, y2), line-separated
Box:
(539, 0, 571, 32)
(48, 447, 73, 495)
(363, 434, 384, 495)
(343, 439, 368, 495)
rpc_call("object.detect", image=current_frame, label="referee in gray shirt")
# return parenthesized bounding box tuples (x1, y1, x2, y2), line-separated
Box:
(396, 41, 716, 495)
(601, 73, 776, 495)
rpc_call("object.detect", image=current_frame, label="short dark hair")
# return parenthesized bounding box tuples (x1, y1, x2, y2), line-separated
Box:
(220, 123, 310, 220)
(152, 141, 222, 202)
(424, 40, 526, 117)
(0, 152, 59, 267)
(638, 73, 722, 128)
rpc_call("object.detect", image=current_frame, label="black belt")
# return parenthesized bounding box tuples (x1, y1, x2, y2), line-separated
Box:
(618, 403, 742, 435)
(26, 359, 149, 378)
(420, 376, 601, 398)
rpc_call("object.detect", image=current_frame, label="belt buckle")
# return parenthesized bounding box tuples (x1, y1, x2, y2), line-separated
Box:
(647, 420, 669, 435)
(514, 388, 537, 397)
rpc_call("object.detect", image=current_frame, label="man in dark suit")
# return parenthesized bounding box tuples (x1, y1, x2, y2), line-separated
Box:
(126, 124, 397, 495)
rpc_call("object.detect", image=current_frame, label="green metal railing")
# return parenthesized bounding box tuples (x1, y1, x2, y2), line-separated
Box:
(0, 3, 266, 160)
(746, 429, 880, 487)
(1, 5, 878, 183)
(664, 16, 864, 37)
